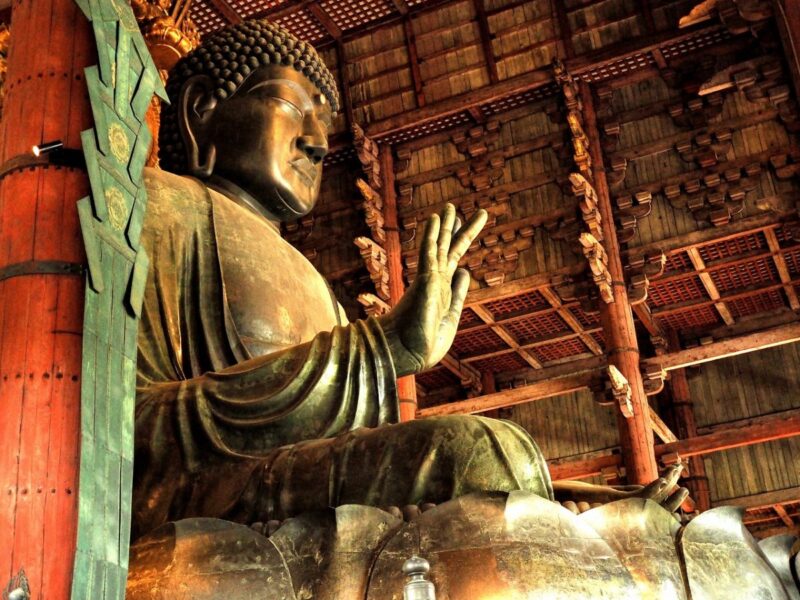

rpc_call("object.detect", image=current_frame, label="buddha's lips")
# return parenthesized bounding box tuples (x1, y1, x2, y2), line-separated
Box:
(290, 158, 317, 187)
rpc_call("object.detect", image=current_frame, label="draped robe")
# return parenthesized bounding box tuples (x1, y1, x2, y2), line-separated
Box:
(132, 167, 552, 539)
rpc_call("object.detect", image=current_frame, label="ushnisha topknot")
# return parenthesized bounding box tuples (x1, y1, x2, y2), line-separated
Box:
(158, 19, 340, 174)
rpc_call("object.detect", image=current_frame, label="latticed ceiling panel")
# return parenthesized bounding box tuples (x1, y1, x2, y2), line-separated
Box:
(471, 352, 530, 373)
(451, 326, 508, 358)
(274, 8, 330, 44)
(530, 337, 588, 363)
(380, 111, 473, 144)
(458, 307, 483, 329)
(648, 276, 707, 308)
(483, 290, 549, 320)
(192, 2, 228, 35)
(571, 305, 601, 329)
(658, 305, 721, 331)
(697, 232, 767, 264)
(320, 0, 395, 30)
(502, 312, 570, 345)
(727, 290, 786, 320)
(782, 247, 800, 278)
(664, 251, 692, 275)
(230, 0, 288, 19)
(659, 26, 731, 59)
(709, 257, 779, 294)
(416, 366, 461, 390)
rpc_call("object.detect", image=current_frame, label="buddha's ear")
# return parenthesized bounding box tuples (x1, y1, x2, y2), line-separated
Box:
(178, 74, 218, 178)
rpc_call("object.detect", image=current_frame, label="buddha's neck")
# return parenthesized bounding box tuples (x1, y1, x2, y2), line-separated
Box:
(206, 175, 281, 232)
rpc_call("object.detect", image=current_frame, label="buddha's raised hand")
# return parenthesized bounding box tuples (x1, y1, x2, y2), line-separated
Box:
(379, 204, 488, 377)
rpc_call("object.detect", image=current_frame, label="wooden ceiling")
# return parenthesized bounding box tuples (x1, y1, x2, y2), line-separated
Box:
(182, 0, 800, 537)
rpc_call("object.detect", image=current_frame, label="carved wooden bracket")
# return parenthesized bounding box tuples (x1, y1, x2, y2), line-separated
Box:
(699, 56, 798, 130)
(357, 292, 391, 317)
(356, 178, 387, 245)
(352, 123, 382, 190)
(554, 59, 592, 178)
(552, 273, 601, 316)
(608, 364, 634, 418)
(450, 122, 505, 192)
(680, 0, 772, 35)
(625, 250, 666, 306)
(615, 190, 652, 244)
(642, 363, 667, 396)
(354, 236, 390, 300)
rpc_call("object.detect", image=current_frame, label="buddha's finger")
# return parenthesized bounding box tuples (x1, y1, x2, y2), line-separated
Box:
(577, 501, 591, 513)
(444, 268, 470, 329)
(437, 204, 456, 270)
(663, 487, 689, 513)
(562, 501, 579, 514)
(419, 213, 441, 274)
(447, 209, 487, 277)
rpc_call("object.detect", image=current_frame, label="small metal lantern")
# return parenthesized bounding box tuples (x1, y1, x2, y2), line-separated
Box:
(403, 555, 436, 600)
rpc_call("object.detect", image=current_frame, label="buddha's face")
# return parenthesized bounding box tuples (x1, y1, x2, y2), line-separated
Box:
(182, 64, 332, 220)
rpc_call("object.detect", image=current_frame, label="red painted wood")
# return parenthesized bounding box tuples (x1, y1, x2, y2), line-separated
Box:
(380, 144, 418, 421)
(581, 81, 659, 486)
(0, 1, 93, 597)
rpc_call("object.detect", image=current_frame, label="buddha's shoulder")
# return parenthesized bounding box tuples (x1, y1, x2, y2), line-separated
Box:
(142, 167, 211, 224)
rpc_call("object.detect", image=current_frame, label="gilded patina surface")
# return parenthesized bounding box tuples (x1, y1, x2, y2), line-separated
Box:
(127, 495, 800, 599)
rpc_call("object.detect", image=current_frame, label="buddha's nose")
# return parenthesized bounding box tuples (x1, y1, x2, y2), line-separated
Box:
(296, 136, 328, 164)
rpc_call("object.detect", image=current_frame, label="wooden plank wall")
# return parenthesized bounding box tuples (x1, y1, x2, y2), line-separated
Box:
(688, 343, 800, 502)
(509, 389, 620, 484)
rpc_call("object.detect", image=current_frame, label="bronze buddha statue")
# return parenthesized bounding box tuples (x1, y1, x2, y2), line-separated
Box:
(133, 17, 690, 539)
(125, 19, 800, 600)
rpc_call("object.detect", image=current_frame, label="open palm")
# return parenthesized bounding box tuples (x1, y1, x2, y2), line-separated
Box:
(379, 204, 488, 377)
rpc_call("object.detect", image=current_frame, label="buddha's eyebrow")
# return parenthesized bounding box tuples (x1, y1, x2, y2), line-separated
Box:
(247, 78, 313, 108)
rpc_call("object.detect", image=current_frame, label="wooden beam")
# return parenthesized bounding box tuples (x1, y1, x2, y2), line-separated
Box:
(472, 0, 499, 84)
(642, 322, 800, 371)
(550, 410, 800, 481)
(649, 407, 678, 443)
(764, 228, 800, 310)
(417, 372, 596, 417)
(309, 3, 343, 39)
(380, 145, 417, 421)
(464, 264, 585, 307)
(714, 485, 800, 510)
(664, 333, 711, 512)
(686, 247, 735, 326)
(403, 18, 426, 108)
(657, 410, 800, 459)
(471, 304, 544, 369)
(335, 42, 355, 129)
(774, 504, 795, 528)
(539, 286, 603, 355)
(208, 0, 242, 24)
(582, 80, 658, 485)
(391, 0, 409, 15)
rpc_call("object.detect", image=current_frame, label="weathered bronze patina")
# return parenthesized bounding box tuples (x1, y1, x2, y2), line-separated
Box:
(127, 18, 721, 597)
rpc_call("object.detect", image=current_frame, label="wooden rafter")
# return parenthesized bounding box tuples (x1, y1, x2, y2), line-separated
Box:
(549, 408, 800, 481)
(686, 247, 735, 326)
(472, 0, 499, 84)
(764, 228, 800, 310)
(308, 3, 343, 39)
(471, 304, 544, 369)
(208, 0, 242, 24)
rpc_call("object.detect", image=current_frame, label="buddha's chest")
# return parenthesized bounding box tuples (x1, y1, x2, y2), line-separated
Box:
(213, 198, 340, 356)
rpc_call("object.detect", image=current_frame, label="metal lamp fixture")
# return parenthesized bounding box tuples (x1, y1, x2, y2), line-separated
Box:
(31, 140, 63, 157)
(403, 556, 436, 600)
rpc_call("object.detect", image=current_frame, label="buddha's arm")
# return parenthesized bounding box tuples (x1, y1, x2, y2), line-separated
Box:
(551, 464, 688, 514)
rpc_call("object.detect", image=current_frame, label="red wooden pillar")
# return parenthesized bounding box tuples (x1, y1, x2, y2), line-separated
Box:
(0, 3, 93, 598)
(580, 82, 659, 485)
(380, 144, 418, 421)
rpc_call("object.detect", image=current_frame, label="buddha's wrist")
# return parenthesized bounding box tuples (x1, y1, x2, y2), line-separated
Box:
(375, 315, 423, 377)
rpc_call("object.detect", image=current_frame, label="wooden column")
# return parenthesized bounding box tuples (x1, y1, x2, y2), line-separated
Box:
(0, 2, 93, 597)
(666, 365, 711, 512)
(580, 82, 659, 485)
(774, 0, 800, 103)
(380, 144, 417, 421)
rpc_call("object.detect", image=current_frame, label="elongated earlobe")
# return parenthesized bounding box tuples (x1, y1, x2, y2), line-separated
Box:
(178, 75, 218, 178)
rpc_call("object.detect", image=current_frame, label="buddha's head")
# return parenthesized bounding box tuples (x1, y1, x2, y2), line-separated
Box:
(159, 20, 340, 220)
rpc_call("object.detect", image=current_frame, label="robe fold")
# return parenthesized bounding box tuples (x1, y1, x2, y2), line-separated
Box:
(132, 168, 552, 539)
